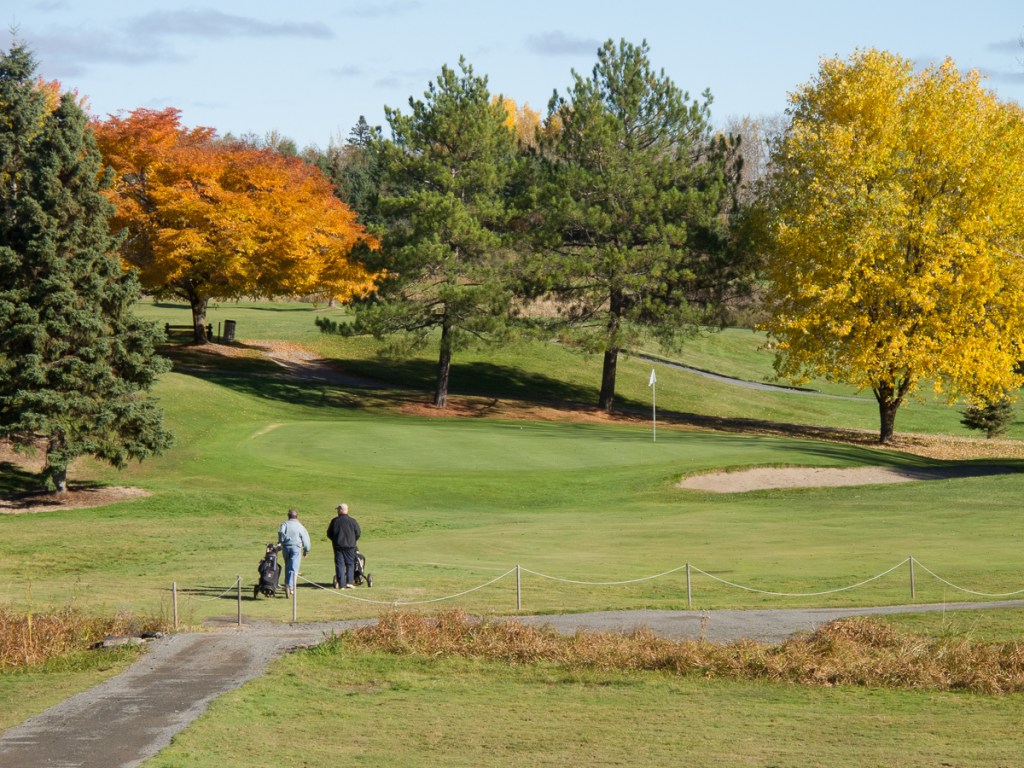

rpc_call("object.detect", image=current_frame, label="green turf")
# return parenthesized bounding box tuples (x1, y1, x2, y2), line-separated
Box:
(1, 357, 1021, 620)
(135, 298, 1021, 440)
(139, 642, 1024, 768)
(4, 299, 1024, 765)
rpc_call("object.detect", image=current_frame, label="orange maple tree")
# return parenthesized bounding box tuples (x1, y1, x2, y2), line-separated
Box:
(92, 108, 379, 342)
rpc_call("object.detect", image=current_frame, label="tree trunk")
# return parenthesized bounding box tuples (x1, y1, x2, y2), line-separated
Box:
(598, 290, 623, 412)
(46, 432, 68, 494)
(434, 318, 453, 408)
(51, 465, 68, 494)
(187, 286, 210, 345)
(598, 348, 618, 412)
(874, 383, 901, 444)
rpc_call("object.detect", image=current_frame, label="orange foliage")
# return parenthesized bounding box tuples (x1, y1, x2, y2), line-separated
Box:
(92, 108, 378, 306)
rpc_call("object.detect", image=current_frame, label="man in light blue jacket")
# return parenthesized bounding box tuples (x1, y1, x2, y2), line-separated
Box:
(278, 509, 310, 597)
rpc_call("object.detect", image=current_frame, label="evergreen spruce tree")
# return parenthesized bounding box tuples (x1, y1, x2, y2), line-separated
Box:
(960, 398, 1015, 439)
(0, 43, 173, 493)
(336, 116, 383, 223)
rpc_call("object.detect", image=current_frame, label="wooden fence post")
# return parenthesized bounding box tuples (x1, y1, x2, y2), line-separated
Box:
(686, 563, 692, 609)
(909, 556, 916, 600)
(516, 565, 522, 612)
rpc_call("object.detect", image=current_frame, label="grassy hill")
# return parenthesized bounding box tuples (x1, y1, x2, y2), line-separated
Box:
(2, 299, 1020, 620)
(4, 299, 1024, 765)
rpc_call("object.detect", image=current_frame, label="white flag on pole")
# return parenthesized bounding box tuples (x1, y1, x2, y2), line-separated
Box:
(648, 368, 657, 387)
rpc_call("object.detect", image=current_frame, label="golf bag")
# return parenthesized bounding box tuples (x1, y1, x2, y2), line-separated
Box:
(332, 549, 373, 588)
(254, 542, 283, 598)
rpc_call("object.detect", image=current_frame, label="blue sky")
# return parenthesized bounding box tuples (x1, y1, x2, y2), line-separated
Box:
(6, 1, 1024, 149)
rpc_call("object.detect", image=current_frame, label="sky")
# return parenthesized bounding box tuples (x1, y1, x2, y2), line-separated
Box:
(5, 0, 1024, 149)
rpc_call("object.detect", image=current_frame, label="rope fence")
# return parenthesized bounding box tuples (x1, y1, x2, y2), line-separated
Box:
(168, 556, 1024, 627)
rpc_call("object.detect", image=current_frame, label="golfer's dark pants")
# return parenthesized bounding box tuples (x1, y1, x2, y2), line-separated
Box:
(335, 547, 357, 585)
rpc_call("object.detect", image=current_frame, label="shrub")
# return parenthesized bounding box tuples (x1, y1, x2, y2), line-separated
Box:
(0, 607, 166, 669)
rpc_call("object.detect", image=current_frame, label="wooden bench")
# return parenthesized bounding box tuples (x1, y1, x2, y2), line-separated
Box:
(164, 323, 214, 341)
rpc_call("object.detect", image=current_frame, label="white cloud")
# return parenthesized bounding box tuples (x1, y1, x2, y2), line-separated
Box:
(126, 9, 333, 40)
(526, 31, 600, 56)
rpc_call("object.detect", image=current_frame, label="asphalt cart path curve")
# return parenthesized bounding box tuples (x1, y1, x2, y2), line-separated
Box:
(4, 601, 1024, 768)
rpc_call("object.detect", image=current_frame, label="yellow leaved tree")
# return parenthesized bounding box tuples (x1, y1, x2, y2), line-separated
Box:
(493, 96, 543, 148)
(760, 49, 1024, 443)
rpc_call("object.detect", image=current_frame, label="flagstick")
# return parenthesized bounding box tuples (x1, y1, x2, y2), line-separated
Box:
(652, 380, 656, 442)
(647, 368, 655, 442)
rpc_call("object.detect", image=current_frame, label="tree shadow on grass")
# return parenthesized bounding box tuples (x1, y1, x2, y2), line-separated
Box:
(163, 346, 364, 410)
(162, 344, 1024, 468)
(639, 407, 1024, 471)
(0, 461, 45, 496)
(165, 345, 601, 413)
(0, 462, 115, 508)
(340, 357, 598, 406)
(151, 301, 322, 314)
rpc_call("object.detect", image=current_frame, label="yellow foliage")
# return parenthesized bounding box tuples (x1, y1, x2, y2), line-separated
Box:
(493, 95, 543, 148)
(761, 49, 1024, 427)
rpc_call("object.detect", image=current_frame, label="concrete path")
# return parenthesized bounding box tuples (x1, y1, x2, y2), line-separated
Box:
(3, 601, 1024, 768)
(0, 621, 365, 768)
(513, 599, 1024, 644)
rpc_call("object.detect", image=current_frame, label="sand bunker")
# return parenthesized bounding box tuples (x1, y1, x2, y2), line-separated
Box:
(679, 465, 1014, 493)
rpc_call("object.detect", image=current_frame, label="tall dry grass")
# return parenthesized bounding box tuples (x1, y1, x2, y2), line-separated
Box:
(346, 610, 1024, 695)
(0, 607, 166, 669)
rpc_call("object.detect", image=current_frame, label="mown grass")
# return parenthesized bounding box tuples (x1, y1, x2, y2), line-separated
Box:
(4, 299, 1024, 764)
(3, 376, 1022, 619)
(3, 326, 1023, 619)
(134, 298, 1022, 440)
(142, 614, 1024, 768)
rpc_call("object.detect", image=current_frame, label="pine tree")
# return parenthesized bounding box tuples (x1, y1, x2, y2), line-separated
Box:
(532, 39, 744, 411)
(0, 43, 173, 492)
(341, 59, 517, 408)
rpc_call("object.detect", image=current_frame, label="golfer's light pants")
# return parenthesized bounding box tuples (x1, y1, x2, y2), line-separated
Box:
(282, 545, 303, 589)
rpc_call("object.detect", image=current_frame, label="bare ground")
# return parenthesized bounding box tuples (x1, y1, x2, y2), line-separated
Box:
(0, 442, 150, 513)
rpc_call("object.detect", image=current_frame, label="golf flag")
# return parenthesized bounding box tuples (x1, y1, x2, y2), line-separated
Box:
(648, 368, 657, 442)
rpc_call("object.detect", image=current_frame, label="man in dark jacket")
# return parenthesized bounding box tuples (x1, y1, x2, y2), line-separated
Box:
(327, 503, 361, 588)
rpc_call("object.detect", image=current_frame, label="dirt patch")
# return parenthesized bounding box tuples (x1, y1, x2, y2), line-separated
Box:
(0, 442, 150, 514)
(0, 486, 150, 514)
(678, 464, 1017, 493)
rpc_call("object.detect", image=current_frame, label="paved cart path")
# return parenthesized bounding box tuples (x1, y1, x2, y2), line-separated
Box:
(3, 601, 1024, 768)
